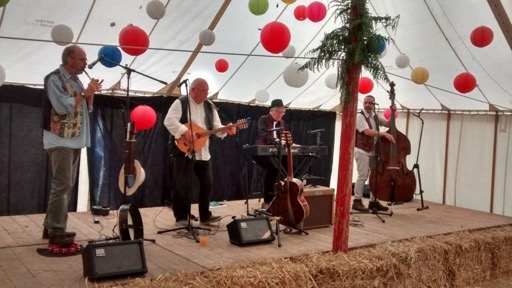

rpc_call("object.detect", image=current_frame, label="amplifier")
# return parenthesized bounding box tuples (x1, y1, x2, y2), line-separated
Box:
(82, 239, 148, 280)
(227, 217, 275, 246)
(302, 186, 334, 229)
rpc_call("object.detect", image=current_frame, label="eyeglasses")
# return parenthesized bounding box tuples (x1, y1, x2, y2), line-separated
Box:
(364, 101, 374, 104)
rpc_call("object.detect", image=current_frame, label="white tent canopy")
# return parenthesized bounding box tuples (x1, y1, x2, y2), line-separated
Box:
(1, 0, 511, 111)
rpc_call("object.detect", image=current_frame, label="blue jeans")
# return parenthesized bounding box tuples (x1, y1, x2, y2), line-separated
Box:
(43, 147, 80, 236)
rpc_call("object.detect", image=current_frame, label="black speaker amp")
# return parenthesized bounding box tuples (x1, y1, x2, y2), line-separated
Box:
(227, 217, 275, 246)
(82, 239, 147, 280)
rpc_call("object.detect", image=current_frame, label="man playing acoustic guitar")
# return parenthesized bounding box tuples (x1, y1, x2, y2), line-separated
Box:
(164, 78, 237, 227)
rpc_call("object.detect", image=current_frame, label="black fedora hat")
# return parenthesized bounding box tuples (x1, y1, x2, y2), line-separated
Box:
(270, 99, 284, 109)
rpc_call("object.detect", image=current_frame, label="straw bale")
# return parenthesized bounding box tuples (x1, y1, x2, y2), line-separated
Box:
(109, 225, 512, 288)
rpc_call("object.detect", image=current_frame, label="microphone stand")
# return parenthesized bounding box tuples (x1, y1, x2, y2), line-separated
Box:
(156, 81, 210, 243)
(98, 58, 167, 244)
(412, 109, 429, 211)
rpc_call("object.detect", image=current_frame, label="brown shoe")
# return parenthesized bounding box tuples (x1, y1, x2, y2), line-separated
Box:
(48, 234, 75, 246)
(369, 201, 389, 212)
(42, 228, 76, 240)
(352, 199, 370, 212)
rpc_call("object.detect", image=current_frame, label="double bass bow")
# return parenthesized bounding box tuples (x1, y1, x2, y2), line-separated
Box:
(369, 82, 416, 203)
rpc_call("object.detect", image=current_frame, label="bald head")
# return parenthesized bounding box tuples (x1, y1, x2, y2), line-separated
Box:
(189, 78, 209, 104)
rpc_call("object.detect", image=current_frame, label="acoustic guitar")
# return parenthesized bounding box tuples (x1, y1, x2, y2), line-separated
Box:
(175, 117, 250, 154)
(268, 131, 310, 227)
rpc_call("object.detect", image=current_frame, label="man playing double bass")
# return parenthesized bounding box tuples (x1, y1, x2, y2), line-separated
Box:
(352, 95, 396, 212)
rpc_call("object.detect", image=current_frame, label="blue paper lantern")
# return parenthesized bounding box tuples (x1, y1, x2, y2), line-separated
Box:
(98, 46, 122, 68)
(377, 37, 386, 54)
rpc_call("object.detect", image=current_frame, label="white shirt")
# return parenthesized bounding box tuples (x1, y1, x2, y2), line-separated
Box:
(163, 98, 226, 161)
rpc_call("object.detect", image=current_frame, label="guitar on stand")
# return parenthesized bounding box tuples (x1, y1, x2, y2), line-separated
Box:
(268, 131, 310, 247)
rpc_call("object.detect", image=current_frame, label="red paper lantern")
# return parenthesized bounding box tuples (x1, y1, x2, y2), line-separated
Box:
(358, 77, 374, 94)
(215, 59, 229, 73)
(119, 25, 150, 56)
(470, 26, 494, 48)
(384, 108, 399, 120)
(130, 105, 157, 131)
(260, 21, 291, 54)
(294, 5, 308, 21)
(307, 1, 327, 23)
(453, 72, 477, 94)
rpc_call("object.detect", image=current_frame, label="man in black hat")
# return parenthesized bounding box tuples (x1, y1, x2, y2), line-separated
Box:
(254, 99, 288, 209)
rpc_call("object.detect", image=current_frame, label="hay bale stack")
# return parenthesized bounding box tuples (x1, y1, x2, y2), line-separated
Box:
(115, 225, 512, 288)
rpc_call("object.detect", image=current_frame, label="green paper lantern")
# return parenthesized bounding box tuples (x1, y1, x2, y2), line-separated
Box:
(0, 0, 9, 8)
(248, 0, 269, 16)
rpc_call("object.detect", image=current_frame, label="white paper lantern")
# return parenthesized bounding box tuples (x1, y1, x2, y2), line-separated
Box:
(325, 73, 338, 89)
(51, 24, 74, 46)
(283, 63, 309, 88)
(0, 65, 6, 87)
(255, 89, 270, 103)
(395, 54, 410, 69)
(282, 45, 295, 59)
(146, 0, 166, 20)
(199, 29, 216, 46)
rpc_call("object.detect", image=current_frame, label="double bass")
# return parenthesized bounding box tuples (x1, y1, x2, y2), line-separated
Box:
(268, 131, 310, 227)
(369, 82, 416, 203)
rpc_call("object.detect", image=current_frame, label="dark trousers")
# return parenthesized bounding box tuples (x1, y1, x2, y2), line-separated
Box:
(254, 156, 286, 204)
(171, 157, 213, 222)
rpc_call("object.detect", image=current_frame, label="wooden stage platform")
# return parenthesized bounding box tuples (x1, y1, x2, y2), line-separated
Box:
(1, 197, 512, 287)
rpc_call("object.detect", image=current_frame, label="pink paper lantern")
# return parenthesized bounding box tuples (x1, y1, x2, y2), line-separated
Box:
(307, 1, 327, 23)
(130, 105, 157, 131)
(384, 108, 399, 120)
(215, 59, 229, 73)
(294, 5, 308, 21)
(358, 77, 374, 94)
(260, 21, 291, 54)
(119, 25, 150, 56)
(453, 72, 477, 93)
(470, 26, 494, 48)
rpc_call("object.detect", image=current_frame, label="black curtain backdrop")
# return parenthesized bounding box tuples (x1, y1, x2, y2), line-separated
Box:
(0, 84, 336, 216)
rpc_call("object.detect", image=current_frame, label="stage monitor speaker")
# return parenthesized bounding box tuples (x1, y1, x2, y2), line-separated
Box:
(227, 217, 275, 246)
(302, 186, 334, 229)
(82, 239, 148, 280)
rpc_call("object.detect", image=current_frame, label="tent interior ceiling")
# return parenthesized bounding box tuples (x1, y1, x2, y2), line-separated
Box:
(0, 0, 511, 111)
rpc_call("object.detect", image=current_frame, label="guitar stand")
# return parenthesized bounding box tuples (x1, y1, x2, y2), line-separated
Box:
(350, 208, 392, 223)
(157, 214, 211, 243)
(282, 224, 309, 235)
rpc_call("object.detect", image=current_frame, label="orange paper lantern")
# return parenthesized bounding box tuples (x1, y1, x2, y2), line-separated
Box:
(411, 67, 429, 84)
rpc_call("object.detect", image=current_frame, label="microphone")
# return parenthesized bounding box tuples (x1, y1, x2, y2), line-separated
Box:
(177, 78, 188, 87)
(87, 55, 104, 69)
(268, 127, 282, 132)
(307, 128, 325, 134)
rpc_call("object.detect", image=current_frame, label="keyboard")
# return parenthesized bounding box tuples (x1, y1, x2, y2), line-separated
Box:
(243, 145, 328, 156)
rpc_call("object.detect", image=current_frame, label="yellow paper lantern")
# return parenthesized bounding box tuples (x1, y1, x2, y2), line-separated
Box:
(282, 0, 297, 4)
(411, 67, 429, 84)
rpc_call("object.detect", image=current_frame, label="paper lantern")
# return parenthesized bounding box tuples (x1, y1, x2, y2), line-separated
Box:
(199, 29, 215, 46)
(325, 73, 338, 89)
(470, 26, 494, 48)
(0, 65, 6, 87)
(395, 54, 410, 69)
(453, 72, 477, 94)
(294, 5, 308, 21)
(255, 89, 270, 103)
(248, 0, 269, 16)
(146, 0, 166, 20)
(282, 0, 296, 4)
(358, 77, 374, 94)
(384, 108, 399, 120)
(260, 21, 291, 54)
(411, 67, 429, 84)
(130, 105, 157, 131)
(283, 63, 309, 88)
(97, 46, 122, 68)
(307, 1, 327, 23)
(119, 25, 150, 56)
(0, 0, 9, 8)
(215, 59, 229, 73)
(377, 37, 386, 54)
(379, 45, 387, 59)
(282, 45, 296, 58)
(51, 24, 74, 46)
